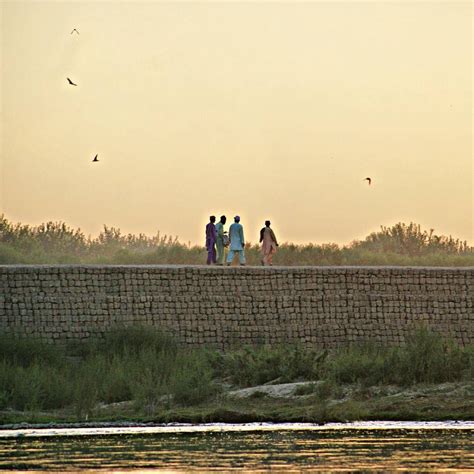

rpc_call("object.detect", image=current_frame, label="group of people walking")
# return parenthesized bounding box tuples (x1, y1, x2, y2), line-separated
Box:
(205, 216, 279, 266)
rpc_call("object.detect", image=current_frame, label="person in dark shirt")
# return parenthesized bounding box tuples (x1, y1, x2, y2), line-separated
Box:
(205, 216, 217, 265)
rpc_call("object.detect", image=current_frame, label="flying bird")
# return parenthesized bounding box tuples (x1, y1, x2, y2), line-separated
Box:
(67, 77, 77, 86)
(70, 29, 80, 35)
(364, 177, 372, 186)
(92, 154, 99, 162)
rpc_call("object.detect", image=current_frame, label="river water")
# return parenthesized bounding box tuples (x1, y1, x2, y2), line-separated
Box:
(0, 421, 472, 472)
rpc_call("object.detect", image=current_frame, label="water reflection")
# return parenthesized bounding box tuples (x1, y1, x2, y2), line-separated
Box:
(0, 423, 472, 472)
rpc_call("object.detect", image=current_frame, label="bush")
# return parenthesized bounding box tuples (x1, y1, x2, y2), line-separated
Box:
(170, 352, 219, 406)
(0, 244, 26, 264)
(0, 335, 65, 367)
(0, 362, 73, 410)
(327, 346, 389, 386)
(91, 326, 178, 358)
(211, 345, 325, 387)
(325, 328, 474, 387)
(393, 328, 471, 385)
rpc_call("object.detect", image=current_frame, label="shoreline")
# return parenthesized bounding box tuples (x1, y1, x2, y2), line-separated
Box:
(1, 420, 474, 438)
(2, 381, 472, 429)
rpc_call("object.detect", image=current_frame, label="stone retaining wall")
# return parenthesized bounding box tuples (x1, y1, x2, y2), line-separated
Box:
(0, 266, 472, 348)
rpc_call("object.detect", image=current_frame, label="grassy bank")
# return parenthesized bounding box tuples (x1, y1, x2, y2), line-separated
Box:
(0, 216, 472, 265)
(1, 327, 472, 425)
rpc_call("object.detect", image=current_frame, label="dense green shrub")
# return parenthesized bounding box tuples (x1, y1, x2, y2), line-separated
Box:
(0, 327, 472, 415)
(393, 328, 470, 385)
(0, 336, 65, 367)
(326, 328, 474, 386)
(170, 352, 220, 406)
(212, 345, 326, 387)
(90, 326, 178, 357)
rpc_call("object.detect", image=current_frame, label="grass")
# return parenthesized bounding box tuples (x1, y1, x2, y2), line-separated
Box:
(0, 326, 472, 425)
(0, 216, 472, 265)
(326, 331, 473, 387)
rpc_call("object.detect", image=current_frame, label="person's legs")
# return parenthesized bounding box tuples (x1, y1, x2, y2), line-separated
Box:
(216, 241, 224, 265)
(226, 249, 235, 265)
(207, 245, 216, 265)
(267, 251, 273, 266)
(239, 249, 246, 265)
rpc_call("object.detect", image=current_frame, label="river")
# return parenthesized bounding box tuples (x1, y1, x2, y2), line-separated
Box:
(0, 421, 472, 471)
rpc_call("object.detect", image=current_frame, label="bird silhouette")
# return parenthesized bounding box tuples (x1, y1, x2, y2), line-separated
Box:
(92, 154, 99, 162)
(364, 177, 372, 186)
(70, 29, 80, 35)
(67, 77, 77, 86)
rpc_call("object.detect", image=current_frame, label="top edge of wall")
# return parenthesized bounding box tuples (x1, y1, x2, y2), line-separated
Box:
(0, 265, 473, 271)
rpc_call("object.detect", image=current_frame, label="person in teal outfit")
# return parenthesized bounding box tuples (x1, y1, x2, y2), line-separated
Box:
(226, 216, 246, 266)
(215, 215, 227, 265)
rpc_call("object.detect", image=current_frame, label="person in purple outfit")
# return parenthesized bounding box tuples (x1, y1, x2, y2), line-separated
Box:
(205, 216, 217, 265)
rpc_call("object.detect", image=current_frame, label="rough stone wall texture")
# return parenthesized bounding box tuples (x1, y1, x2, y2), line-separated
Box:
(0, 266, 472, 348)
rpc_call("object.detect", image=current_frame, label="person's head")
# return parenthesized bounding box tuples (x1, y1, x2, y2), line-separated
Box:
(220, 215, 227, 224)
(265, 220, 271, 227)
(234, 216, 240, 223)
(210, 216, 216, 223)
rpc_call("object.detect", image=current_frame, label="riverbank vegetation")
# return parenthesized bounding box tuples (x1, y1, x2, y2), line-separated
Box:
(0, 216, 472, 265)
(1, 327, 472, 425)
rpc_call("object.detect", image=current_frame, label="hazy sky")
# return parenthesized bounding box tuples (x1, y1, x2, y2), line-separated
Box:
(1, 1, 472, 245)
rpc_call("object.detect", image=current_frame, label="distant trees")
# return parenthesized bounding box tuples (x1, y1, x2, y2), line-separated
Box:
(353, 222, 469, 256)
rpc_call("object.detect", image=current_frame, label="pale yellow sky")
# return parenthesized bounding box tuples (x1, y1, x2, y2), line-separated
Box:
(0, 1, 472, 245)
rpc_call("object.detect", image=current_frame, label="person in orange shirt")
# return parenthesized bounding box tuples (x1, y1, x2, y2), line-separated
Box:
(259, 220, 278, 266)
